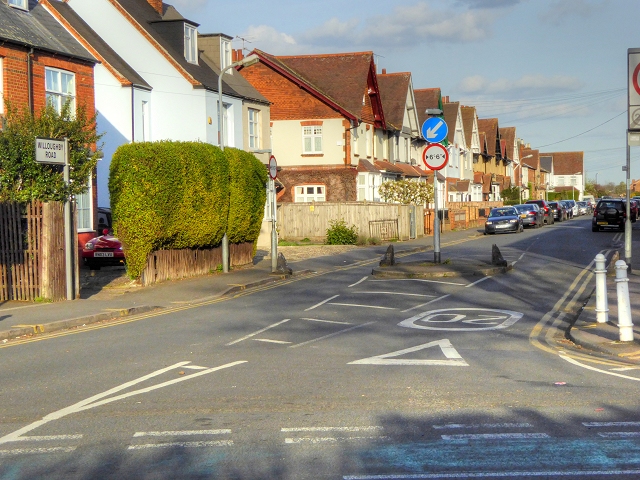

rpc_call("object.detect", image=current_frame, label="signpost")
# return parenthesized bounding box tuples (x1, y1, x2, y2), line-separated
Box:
(268, 155, 278, 273)
(626, 49, 640, 269)
(421, 117, 449, 264)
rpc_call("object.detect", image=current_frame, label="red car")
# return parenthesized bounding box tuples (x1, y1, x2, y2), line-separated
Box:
(82, 229, 125, 269)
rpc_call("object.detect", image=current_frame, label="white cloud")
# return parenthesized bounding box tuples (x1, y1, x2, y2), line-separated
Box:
(239, 25, 299, 55)
(458, 74, 583, 95)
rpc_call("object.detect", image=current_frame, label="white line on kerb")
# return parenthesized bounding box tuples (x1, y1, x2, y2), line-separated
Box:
(441, 433, 550, 440)
(348, 277, 368, 287)
(226, 319, 290, 345)
(133, 430, 231, 437)
(305, 295, 339, 311)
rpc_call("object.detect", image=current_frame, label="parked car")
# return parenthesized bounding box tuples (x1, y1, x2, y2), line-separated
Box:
(576, 201, 590, 216)
(592, 199, 627, 231)
(514, 204, 544, 228)
(547, 201, 567, 222)
(484, 206, 524, 235)
(525, 199, 554, 224)
(559, 200, 573, 219)
(82, 229, 125, 269)
(565, 199, 579, 217)
(631, 199, 638, 222)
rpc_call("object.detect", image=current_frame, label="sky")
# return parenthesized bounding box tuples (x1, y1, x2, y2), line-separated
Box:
(171, 0, 639, 185)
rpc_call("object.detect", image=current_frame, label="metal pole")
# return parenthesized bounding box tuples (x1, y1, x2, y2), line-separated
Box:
(615, 260, 634, 341)
(270, 177, 278, 273)
(594, 254, 609, 324)
(433, 172, 441, 264)
(63, 138, 74, 300)
(625, 136, 632, 270)
(218, 67, 229, 273)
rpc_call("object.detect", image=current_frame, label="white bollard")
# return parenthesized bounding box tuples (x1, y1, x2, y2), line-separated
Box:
(615, 260, 634, 342)
(594, 254, 609, 324)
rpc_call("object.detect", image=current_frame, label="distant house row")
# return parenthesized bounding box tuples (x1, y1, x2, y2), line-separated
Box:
(0, 0, 584, 244)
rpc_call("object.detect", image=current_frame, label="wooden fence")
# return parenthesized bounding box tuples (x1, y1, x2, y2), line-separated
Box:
(277, 202, 424, 242)
(140, 241, 255, 287)
(0, 202, 73, 302)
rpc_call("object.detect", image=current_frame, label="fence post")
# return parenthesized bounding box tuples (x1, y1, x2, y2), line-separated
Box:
(594, 254, 609, 324)
(615, 260, 634, 342)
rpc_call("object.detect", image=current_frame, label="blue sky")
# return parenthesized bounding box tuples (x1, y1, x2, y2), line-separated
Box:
(173, 0, 639, 185)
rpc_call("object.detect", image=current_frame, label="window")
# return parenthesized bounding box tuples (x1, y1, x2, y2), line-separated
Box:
(184, 24, 198, 64)
(221, 39, 232, 71)
(248, 109, 259, 149)
(358, 174, 366, 201)
(76, 179, 92, 232)
(8, 0, 27, 10)
(294, 185, 325, 202)
(303, 125, 322, 154)
(45, 68, 75, 114)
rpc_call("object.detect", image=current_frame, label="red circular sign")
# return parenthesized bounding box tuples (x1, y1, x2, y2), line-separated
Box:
(634, 62, 640, 96)
(268, 155, 277, 179)
(422, 144, 449, 170)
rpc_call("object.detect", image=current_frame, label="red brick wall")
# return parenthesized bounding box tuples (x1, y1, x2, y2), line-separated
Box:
(277, 167, 358, 202)
(240, 63, 342, 121)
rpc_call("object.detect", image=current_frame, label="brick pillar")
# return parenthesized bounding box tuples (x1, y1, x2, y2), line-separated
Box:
(147, 0, 163, 14)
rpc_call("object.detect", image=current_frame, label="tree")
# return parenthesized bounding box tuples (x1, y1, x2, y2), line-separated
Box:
(0, 102, 102, 202)
(378, 180, 433, 205)
(500, 186, 520, 202)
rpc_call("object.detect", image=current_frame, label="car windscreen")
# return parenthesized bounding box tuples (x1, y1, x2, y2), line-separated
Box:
(489, 208, 516, 217)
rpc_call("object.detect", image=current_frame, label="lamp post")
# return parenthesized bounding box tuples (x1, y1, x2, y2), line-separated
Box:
(217, 53, 260, 273)
(516, 154, 533, 203)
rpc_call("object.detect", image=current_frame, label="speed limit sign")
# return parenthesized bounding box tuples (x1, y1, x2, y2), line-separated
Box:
(422, 144, 449, 170)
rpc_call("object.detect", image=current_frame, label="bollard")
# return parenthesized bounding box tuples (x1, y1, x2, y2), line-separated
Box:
(594, 254, 609, 324)
(615, 260, 634, 342)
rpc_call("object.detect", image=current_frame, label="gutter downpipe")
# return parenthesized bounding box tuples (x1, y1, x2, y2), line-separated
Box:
(28, 47, 34, 115)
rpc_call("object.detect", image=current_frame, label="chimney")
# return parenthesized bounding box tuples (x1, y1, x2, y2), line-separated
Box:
(382, 68, 386, 75)
(147, 0, 163, 15)
(443, 95, 449, 103)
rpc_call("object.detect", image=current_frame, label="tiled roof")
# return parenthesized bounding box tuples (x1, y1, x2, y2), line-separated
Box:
(374, 160, 404, 175)
(46, 0, 150, 88)
(258, 50, 382, 124)
(479, 132, 488, 156)
(540, 151, 583, 175)
(377, 72, 411, 131)
(499, 127, 516, 160)
(443, 102, 459, 144)
(357, 158, 380, 173)
(477, 118, 500, 156)
(461, 106, 477, 147)
(539, 155, 553, 173)
(414, 88, 441, 126)
(0, 0, 95, 62)
(522, 148, 540, 169)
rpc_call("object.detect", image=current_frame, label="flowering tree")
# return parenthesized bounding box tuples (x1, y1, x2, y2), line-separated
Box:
(378, 180, 433, 205)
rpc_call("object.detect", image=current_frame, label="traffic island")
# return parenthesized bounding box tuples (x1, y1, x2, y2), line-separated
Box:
(371, 257, 513, 279)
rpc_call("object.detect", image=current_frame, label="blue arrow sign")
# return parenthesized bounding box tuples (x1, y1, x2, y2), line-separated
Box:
(421, 117, 448, 144)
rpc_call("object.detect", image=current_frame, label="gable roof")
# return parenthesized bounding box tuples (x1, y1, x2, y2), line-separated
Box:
(253, 50, 385, 128)
(414, 88, 441, 126)
(45, 0, 150, 88)
(461, 106, 477, 148)
(540, 151, 583, 175)
(499, 127, 516, 160)
(0, 0, 95, 62)
(377, 72, 411, 131)
(443, 102, 460, 144)
(522, 148, 540, 170)
(477, 118, 500, 157)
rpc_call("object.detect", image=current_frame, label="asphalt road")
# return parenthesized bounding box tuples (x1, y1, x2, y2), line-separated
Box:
(2, 215, 640, 479)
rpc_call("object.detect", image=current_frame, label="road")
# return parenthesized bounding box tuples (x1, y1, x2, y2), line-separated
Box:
(2, 215, 640, 479)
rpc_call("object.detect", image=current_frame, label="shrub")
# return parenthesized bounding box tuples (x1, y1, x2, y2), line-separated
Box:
(325, 219, 358, 245)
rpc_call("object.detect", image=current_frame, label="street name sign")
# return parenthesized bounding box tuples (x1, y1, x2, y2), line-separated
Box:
(629, 48, 640, 131)
(35, 137, 66, 164)
(421, 117, 448, 144)
(422, 143, 449, 170)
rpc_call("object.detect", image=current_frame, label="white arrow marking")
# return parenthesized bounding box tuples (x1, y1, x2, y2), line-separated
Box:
(348, 339, 468, 366)
(426, 120, 444, 140)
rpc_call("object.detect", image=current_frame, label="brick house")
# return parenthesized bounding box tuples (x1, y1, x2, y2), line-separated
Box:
(460, 106, 483, 201)
(476, 118, 505, 200)
(0, 0, 97, 247)
(239, 49, 386, 203)
(542, 151, 584, 200)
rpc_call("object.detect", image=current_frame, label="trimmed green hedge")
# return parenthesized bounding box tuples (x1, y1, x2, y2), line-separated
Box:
(109, 142, 266, 279)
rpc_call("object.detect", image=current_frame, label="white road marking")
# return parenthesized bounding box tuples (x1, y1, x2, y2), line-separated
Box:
(355, 291, 436, 298)
(0, 361, 246, 445)
(290, 322, 375, 349)
(305, 295, 339, 311)
(183, 365, 209, 370)
(401, 295, 450, 313)
(465, 277, 490, 288)
(597, 432, 640, 438)
(300, 318, 352, 325)
(133, 430, 231, 437)
(441, 433, 550, 440)
(9, 434, 83, 442)
(348, 277, 368, 287)
(0, 446, 77, 456)
(128, 440, 233, 450)
(226, 319, 290, 345)
(328, 303, 396, 310)
(282, 426, 383, 433)
(583, 422, 640, 428)
(349, 339, 468, 366)
(559, 353, 640, 382)
(285, 436, 389, 444)
(253, 338, 292, 344)
(370, 279, 466, 286)
(343, 469, 640, 479)
(611, 366, 639, 371)
(400, 308, 522, 332)
(432, 423, 533, 430)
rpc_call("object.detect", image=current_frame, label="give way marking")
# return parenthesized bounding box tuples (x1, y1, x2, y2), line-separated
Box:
(348, 339, 468, 366)
(0, 360, 246, 445)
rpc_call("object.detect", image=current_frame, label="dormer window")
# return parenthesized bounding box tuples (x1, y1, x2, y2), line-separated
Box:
(8, 0, 27, 10)
(221, 38, 231, 71)
(184, 24, 198, 64)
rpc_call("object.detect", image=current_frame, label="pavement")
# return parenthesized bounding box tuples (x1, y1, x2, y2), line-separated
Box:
(2, 221, 640, 366)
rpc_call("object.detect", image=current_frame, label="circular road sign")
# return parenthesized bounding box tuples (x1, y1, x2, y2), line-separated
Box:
(422, 144, 449, 170)
(268, 155, 277, 179)
(421, 117, 448, 144)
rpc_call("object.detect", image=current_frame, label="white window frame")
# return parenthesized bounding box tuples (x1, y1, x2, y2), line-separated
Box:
(76, 178, 93, 232)
(45, 67, 75, 114)
(294, 185, 325, 203)
(184, 24, 198, 64)
(141, 100, 150, 141)
(248, 108, 260, 149)
(302, 125, 322, 154)
(221, 39, 232, 71)
(8, 0, 27, 10)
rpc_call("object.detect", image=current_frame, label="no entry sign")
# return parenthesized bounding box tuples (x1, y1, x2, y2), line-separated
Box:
(422, 143, 449, 170)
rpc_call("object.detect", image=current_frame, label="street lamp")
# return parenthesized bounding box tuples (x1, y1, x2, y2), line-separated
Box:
(217, 53, 260, 273)
(515, 154, 533, 203)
